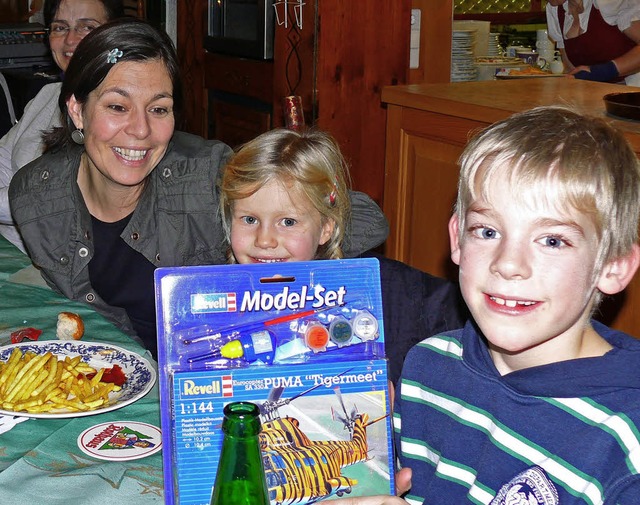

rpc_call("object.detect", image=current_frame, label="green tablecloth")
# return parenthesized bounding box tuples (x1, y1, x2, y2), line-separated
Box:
(0, 238, 164, 504)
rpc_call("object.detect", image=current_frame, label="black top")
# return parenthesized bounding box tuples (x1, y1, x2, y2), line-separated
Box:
(364, 254, 469, 385)
(89, 214, 158, 357)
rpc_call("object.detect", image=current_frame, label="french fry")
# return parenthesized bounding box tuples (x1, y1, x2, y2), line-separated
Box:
(0, 348, 127, 414)
(15, 367, 48, 402)
(4, 353, 51, 402)
(24, 403, 57, 413)
(89, 368, 104, 387)
(84, 382, 116, 403)
(31, 356, 57, 397)
(49, 395, 90, 411)
(84, 399, 105, 409)
(11, 398, 43, 411)
(0, 348, 22, 393)
(44, 386, 65, 403)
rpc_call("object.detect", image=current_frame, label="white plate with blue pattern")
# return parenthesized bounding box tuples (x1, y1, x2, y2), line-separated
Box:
(0, 341, 156, 419)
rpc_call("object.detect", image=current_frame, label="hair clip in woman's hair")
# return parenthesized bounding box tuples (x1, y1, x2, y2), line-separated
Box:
(107, 48, 123, 64)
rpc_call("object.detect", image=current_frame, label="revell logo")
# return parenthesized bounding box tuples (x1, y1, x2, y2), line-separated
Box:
(178, 376, 233, 398)
(191, 293, 237, 313)
(181, 378, 222, 397)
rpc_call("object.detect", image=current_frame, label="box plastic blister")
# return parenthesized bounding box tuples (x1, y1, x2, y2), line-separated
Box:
(156, 258, 395, 505)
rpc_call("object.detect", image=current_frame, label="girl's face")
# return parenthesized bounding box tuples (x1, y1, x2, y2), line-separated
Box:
(67, 59, 175, 192)
(49, 0, 109, 72)
(230, 178, 335, 264)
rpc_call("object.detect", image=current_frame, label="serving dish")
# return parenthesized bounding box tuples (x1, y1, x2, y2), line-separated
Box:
(0, 341, 155, 419)
(495, 68, 563, 79)
(603, 92, 640, 121)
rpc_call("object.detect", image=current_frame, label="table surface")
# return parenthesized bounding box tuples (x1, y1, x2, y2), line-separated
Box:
(0, 236, 164, 504)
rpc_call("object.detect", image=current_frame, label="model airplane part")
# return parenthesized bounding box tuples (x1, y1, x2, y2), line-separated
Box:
(181, 309, 320, 345)
(178, 307, 338, 364)
(186, 330, 277, 365)
(176, 304, 382, 367)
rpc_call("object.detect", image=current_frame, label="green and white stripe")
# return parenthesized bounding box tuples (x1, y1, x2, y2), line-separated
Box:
(402, 380, 605, 505)
(546, 397, 640, 474)
(400, 436, 496, 504)
(418, 335, 464, 359)
(403, 495, 426, 505)
(393, 411, 401, 432)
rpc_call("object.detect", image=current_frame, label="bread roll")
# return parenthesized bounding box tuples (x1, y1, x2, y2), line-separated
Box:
(56, 312, 84, 341)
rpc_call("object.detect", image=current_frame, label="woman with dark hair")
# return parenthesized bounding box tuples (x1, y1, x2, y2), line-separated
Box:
(8, 18, 224, 357)
(8, 18, 388, 358)
(0, 0, 125, 251)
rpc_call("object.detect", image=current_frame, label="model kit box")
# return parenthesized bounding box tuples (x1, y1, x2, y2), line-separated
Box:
(155, 259, 395, 505)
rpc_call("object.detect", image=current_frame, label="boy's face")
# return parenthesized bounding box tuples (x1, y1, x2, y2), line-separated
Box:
(230, 179, 334, 264)
(449, 174, 621, 373)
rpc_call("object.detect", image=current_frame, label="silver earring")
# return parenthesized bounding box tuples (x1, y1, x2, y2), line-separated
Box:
(71, 128, 85, 145)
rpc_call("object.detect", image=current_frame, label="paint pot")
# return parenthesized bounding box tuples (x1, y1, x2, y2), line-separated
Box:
(352, 310, 379, 341)
(304, 322, 329, 353)
(329, 317, 353, 347)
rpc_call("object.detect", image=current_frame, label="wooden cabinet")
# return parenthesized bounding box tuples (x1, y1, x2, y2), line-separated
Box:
(382, 79, 640, 336)
(177, 1, 411, 204)
(204, 52, 274, 147)
(383, 107, 483, 279)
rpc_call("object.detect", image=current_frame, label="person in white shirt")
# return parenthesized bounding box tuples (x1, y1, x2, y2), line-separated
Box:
(546, 0, 640, 86)
(0, 0, 124, 251)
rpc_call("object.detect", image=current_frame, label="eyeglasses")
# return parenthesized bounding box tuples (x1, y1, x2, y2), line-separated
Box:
(48, 21, 101, 38)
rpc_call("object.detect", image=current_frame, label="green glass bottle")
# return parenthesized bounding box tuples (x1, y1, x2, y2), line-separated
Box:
(210, 401, 270, 505)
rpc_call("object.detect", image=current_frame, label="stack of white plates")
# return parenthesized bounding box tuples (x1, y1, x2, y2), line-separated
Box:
(451, 30, 477, 82)
(487, 33, 502, 57)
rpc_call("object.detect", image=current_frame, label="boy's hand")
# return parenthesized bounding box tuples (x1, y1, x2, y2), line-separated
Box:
(395, 467, 412, 495)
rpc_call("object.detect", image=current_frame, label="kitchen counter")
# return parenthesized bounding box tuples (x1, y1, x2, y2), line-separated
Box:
(382, 79, 640, 150)
(381, 78, 640, 336)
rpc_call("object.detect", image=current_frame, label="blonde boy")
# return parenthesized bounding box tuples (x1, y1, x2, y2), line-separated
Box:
(393, 107, 640, 504)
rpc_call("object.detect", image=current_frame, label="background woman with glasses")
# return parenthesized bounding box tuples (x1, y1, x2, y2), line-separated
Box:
(0, 0, 124, 251)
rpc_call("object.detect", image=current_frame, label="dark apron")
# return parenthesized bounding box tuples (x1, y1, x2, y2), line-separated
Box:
(558, 2, 635, 82)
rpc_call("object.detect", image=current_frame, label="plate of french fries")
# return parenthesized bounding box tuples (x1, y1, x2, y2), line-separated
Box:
(0, 341, 155, 418)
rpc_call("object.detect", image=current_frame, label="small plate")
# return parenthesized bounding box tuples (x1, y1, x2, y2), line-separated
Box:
(0, 341, 156, 419)
(475, 57, 523, 65)
(496, 68, 563, 79)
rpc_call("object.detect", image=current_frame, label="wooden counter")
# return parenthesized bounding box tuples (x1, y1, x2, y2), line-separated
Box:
(381, 79, 640, 336)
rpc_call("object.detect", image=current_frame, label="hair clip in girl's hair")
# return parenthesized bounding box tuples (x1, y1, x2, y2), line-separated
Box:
(328, 181, 337, 207)
(107, 48, 123, 64)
